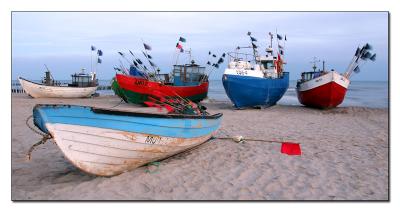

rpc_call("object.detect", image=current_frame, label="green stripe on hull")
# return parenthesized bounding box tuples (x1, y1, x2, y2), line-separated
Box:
(120, 88, 208, 105)
(111, 79, 128, 102)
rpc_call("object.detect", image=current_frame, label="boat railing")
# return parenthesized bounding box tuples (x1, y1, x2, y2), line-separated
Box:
(227, 52, 256, 63)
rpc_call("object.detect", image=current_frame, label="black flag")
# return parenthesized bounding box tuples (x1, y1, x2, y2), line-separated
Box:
(149, 60, 156, 67)
(353, 66, 360, 73)
(364, 43, 372, 50)
(355, 47, 361, 56)
(369, 53, 377, 61)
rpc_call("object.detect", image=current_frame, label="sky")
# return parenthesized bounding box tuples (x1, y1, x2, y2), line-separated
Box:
(11, 12, 388, 81)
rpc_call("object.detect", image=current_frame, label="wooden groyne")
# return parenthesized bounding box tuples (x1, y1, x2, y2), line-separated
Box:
(11, 85, 112, 94)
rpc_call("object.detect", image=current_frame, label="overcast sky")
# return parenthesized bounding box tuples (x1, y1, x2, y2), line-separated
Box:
(12, 12, 388, 81)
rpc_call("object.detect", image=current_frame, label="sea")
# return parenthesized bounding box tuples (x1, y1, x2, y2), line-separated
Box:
(12, 79, 389, 108)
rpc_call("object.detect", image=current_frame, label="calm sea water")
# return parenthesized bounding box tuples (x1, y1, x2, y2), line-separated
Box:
(207, 80, 388, 108)
(12, 79, 388, 108)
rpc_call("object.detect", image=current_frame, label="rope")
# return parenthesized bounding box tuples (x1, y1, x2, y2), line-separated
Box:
(213, 135, 299, 145)
(25, 115, 52, 160)
(110, 99, 124, 108)
(25, 115, 47, 137)
(144, 161, 161, 174)
(26, 134, 52, 161)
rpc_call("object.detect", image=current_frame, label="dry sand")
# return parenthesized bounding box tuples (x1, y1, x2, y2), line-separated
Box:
(11, 94, 389, 200)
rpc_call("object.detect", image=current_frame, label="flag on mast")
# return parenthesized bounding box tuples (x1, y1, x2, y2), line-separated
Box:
(176, 42, 183, 50)
(143, 43, 152, 50)
(179, 37, 186, 42)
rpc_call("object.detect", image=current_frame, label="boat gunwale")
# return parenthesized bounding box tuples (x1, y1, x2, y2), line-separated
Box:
(223, 71, 289, 80)
(33, 104, 223, 120)
(18, 77, 98, 88)
(116, 74, 209, 88)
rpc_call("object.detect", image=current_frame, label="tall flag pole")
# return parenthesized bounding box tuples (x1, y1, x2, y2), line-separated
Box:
(247, 31, 258, 63)
(175, 36, 186, 65)
(142, 39, 158, 80)
(344, 43, 376, 78)
(127, 50, 148, 75)
(95, 49, 103, 74)
(90, 45, 96, 72)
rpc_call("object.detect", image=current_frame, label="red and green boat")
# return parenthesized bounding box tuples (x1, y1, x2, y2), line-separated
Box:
(113, 62, 209, 104)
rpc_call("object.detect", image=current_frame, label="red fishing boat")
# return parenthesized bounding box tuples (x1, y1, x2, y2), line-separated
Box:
(296, 44, 376, 109)
(115, 63, 209, 104)
(112, 37, 215, 105)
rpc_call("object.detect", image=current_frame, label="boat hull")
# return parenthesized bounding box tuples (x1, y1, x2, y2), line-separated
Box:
(45, 123, 213, 176)
(115, 74, 209, 104)
(111, 78, 128, 102)
(222, 72, 289, 108)
(33, 104, 222, 176)
(296, 71, 350, 109)
(19, 77, 97, 98)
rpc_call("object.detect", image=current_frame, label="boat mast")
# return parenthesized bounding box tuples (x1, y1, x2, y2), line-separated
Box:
(311, 57, 320, 72)
(43, 64, 53, 86)
(247, 32, 258, 63)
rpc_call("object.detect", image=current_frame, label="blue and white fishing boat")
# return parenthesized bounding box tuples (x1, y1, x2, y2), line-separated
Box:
(32, 104, 222, 176)
(222, 32, 289, 108)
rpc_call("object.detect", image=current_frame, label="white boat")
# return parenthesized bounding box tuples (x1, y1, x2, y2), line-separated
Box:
(19, 77, 97, 98)
(18, 66, 98, 98)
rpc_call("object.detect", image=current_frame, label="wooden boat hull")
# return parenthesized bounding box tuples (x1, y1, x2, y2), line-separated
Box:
(296, 71, 350, 109)
(19, 77, 97, 98)
(45, 123, 213, 176)
(33, 104, 222, 176)
(115, 74, 209, 104)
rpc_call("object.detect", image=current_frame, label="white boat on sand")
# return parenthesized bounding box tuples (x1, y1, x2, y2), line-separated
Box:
(19, 66, 98, 98)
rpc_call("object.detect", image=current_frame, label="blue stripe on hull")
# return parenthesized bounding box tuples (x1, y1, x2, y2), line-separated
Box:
(222, 72, 289, 108)
(33, 105, 222, 138)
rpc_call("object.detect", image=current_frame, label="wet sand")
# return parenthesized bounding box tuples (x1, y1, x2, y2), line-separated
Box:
(11, 94, 388, 200)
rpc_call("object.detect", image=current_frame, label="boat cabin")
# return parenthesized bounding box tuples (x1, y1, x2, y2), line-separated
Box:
(172, 60, 207, 86)
(299, 70, 331, 83)
(42, 70, 55, 86)
(69, 71, 98, 87)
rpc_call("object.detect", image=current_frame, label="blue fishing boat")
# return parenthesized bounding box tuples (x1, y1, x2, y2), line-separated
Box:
(32, 104, 222, 176)
(222, 32, 289, 108)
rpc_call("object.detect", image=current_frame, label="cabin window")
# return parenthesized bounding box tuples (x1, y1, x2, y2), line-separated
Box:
(261, 61, 275, 69)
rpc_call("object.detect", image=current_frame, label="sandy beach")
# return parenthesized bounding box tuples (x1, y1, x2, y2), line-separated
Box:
(11, 94, 388, 200)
